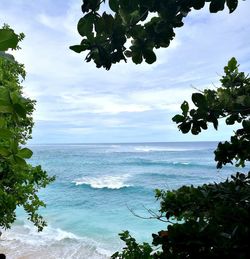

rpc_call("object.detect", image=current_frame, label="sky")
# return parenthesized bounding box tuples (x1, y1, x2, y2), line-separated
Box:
(0, 0, 249, 143)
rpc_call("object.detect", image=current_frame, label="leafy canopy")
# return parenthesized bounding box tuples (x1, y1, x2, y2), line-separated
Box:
(71, 0, 240, 69)
(0, 26, 54, 231)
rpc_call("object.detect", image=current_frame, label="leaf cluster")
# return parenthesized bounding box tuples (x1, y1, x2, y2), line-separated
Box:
(111, 231, 153, 259)
(113, 172, 250, 258)
(0, 27, 54, 231)
(71, 0, 240, 69)
(173, 58, 250, 168)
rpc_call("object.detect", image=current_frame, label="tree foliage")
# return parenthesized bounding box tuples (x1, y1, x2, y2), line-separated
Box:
(173, 58, 250, 169)
(71, 0, 241, 70)
(0, 26, 54, 231)
(111, 58, 250, 258)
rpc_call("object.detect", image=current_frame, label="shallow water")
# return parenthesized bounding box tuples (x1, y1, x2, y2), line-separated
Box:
(0, 142, 235, 258)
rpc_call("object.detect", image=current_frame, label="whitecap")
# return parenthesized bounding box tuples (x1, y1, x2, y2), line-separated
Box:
(173, 161, 190, 165)
(134, 146, 192, 152)
(73, 174, 131, 189)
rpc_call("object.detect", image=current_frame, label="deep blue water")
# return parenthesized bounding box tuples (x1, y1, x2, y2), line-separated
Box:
(0, 142, 236, 258)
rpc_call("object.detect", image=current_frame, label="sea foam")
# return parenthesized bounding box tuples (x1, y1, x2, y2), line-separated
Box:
(0, 223, 111, 259)
(73, 174, 131, 189)
(134, 146, 193, 152)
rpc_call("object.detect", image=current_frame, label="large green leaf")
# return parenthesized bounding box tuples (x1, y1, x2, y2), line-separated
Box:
(18, 147, 33, 159)
(192, 93, 207, 109)
(77, 13, 95, 37)
(0, 29, 19, 51)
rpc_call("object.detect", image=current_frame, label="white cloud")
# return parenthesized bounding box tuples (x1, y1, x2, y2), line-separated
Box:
(0, 0, 249, 143)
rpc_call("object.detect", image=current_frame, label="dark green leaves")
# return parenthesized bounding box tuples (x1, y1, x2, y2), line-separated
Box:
(111, 230, 153, 259)
(226, 0, 238, 13)
(143, 49, 156, 64)
(181, 101, 189, 116)
(227, 56, 237, 71)
(172, 114, 185, 123)
(71, 0, 240, 69)
(77, 13, 95, 38)
(0, 28, 54, 232)
(0, 129, 12, 139)
(114, 171, 250, 258)
(210, 0, 226, 13)
(0, 28, 18, 51)
(192, 93, 207, 109)
(109, 0, 119, 12)
(192, 0, 206, 10)
(173, 58, 250, 168)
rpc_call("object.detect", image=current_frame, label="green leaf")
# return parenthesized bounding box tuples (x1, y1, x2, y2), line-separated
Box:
(212, 117, 218, 130)
(180, 121, 191, 133)
(18, 148, 33, 159)
(14, 155, 27, 166)
(0, 87, 11, 105)
(109, 0, 119, 12)
(181, 101, 189, 116)
(10, 91, 20, 104)
(242, 120, 250, 131)
(227, 57, 237, 71)
(0, 129, 12, 139)
(193, 0, 206, 10)
(132, 52, 143, 64)
(143, 49, 156, 64)
(0, 147, 11, 157)
(11, 140, 18, 154)
(77, 14, 95, 37)
(13, 103, 26, 118)
(192, 93, 207, 109)
(0, 105, 13, 113)
(172, 114, 185, 123)
(0, 118, 6, 127)
(209, 0, 226, 13)
(69, 44, 89, 53)
(226, 0, 238, 13)
(0, 29, 19, 51)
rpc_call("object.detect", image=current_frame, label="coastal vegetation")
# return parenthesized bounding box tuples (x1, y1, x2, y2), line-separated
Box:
(0, 0, 249, 258)
(0, 25, 54, 231)
(111, 58, 250, 258)
(71, 0, 250, 258)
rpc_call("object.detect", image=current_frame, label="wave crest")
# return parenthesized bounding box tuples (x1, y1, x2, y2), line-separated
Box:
(73, 175, 131, 189)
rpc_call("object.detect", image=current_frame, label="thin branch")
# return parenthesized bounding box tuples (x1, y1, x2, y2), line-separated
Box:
(126, 204, 175, 224)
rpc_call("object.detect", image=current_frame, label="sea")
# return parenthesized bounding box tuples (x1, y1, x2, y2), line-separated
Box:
(0, 142, 237, 258)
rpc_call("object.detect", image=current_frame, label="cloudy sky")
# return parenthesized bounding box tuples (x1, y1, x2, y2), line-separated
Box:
(1, 0, 249, 143)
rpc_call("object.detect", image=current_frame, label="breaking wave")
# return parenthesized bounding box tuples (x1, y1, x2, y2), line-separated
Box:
(73, 174, 131, 189)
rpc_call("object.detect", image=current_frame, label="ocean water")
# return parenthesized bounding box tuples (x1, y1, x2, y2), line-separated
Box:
(0, 142, 236, 258)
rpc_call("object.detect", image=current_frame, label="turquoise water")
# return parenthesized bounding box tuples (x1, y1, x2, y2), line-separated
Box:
(0, 142, 236, 258)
